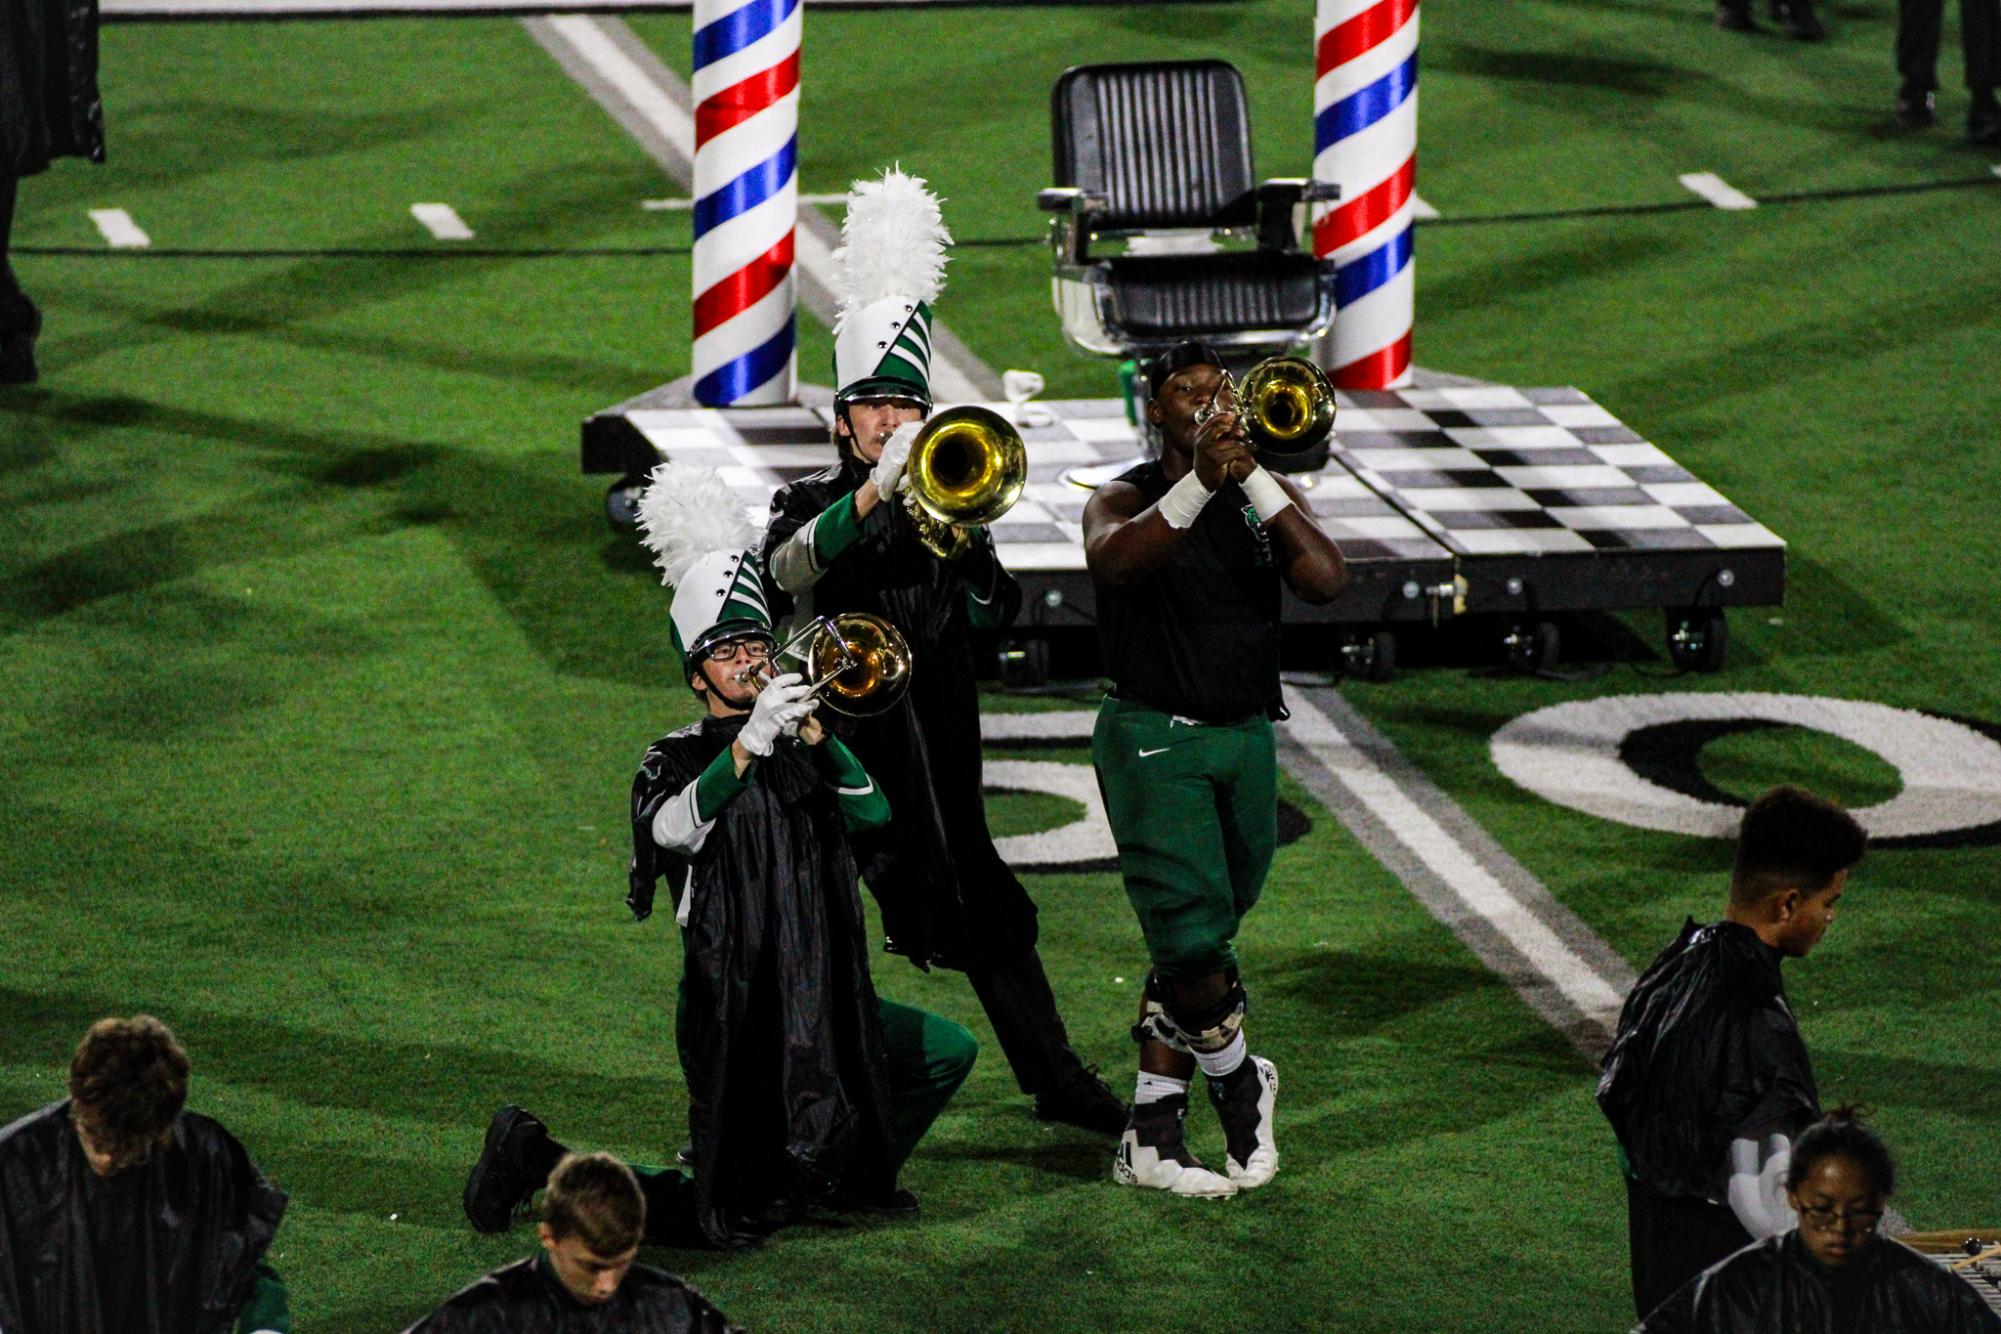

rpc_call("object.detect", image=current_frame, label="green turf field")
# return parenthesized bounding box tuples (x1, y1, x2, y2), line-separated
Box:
(4, 1, 1999, 1329)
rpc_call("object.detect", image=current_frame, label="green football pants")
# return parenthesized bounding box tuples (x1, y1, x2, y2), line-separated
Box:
(1092, 695, 1278, 981)
(234, 1262, 291, 1334)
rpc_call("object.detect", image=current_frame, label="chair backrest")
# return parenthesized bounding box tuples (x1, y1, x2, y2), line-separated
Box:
(1051, 60, 1258, 233)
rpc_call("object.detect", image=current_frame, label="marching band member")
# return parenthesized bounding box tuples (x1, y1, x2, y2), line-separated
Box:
(1083, 340, 1346, 1197)
(1600, 786, 1867, 1317)
(1637, 1110, 2001, 1332)
(462, 466, 974, 1249)
(763, 168, 1126, 1136)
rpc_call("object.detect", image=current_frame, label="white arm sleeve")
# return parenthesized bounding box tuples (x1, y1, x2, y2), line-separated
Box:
(1725, 1131, 1795, 1238)
(650, 776, 717, 857)
(767, 516, 823, 594)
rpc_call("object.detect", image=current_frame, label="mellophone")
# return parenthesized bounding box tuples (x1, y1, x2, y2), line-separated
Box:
(1899, 1230, 2001, 1315)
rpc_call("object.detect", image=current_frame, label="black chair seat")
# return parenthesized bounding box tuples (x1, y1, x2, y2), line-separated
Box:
(1103, 252, 1325, 340)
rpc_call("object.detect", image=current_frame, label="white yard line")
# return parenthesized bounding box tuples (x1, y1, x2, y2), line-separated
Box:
(1678, 171, 1759, 210)
(88, 208, 151, 249)
(410, 203, 475, 240)
(1411, 193, 1441, 221)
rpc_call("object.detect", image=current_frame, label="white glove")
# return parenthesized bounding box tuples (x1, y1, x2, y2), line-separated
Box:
(738, 673, 814, 757)
(870, 421, 922, 495)
(779, 694, 821, 738)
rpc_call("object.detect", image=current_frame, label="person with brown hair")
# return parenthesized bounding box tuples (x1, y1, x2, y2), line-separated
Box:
(0, 1015, 291, 1333)
(413, 1153, 737, 1332)
(1599, 785, 1869, 1319)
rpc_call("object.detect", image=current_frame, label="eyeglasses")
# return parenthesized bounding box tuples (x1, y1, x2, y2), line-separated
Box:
(1797, 1204, 1883, 1234)
(702, 638, 774, 664)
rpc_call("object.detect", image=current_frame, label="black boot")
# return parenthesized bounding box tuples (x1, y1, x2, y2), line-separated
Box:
(1715, 1, 1761, 32)
(462, 1105, 563, 1232)
(1772, 0, 1825, 40)
(1033, 1063, 1131, 1136)
(1970, 93, 2001, 146)
(1897, 82, 1938, 128)
(0, 290, 38, 386)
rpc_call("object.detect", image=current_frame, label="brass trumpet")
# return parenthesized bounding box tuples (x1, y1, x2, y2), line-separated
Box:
(745, 612, 913, 717)
(901, 406, 1028, 559)
(1193, 355, 1337, 458)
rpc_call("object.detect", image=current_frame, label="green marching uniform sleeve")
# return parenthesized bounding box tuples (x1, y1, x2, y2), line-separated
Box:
(234, 1261, 292, 1334)
(694, 745, 753, 822)
(817, 736, 890, 831)
(959, 529, 1012, 630)
(811, 491, 867, 567)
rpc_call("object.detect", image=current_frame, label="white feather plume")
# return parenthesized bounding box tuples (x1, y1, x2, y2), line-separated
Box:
(832, 165, 951, 332)
(634, 461, 761, 587)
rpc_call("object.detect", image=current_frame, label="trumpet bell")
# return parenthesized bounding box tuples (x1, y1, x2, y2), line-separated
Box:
(903, 405, 1029, 557)
(806, 612, 912, 718)
(1238, 356, 1336, 457)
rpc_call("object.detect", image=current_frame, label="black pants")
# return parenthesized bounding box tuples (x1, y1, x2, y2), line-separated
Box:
(1626, 1176, 1754, 1319)
(1, 174, 20, 309)
(1899, 0, 2001, 92)
(965, 946, 1091, 1096)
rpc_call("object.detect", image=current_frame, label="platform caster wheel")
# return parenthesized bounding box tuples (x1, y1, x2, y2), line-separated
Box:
(1340, 628, 1396, 682)
(1667, 609, 1728, 672)
(1503, 619, 1560, 673)
(998, 637, 1051, 689)
(605, 477, 646, 532)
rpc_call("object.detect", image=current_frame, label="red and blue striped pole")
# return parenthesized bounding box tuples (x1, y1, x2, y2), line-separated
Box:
(1313, 0, 1418, 389)
(691, 0, 801, 406)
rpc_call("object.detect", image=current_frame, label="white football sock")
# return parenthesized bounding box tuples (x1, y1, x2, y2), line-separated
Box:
(1134, 1072, 1190, 1106)
(1194, 1032, 1246, 1080)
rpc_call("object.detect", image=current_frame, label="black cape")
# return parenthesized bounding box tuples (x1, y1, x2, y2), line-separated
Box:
(764, 455, 1036, 969)
(1, 0, 105, 174)
(403, 1255, 740, 1333)
(0, 1100, 286, 1334)
(628, 714, 897, 1246)
(1599, 918, 1820, 1200)
(1637, 1231, 2001, 1333)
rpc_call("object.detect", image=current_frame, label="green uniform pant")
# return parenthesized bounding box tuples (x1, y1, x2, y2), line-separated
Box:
(1091, 695, 1278, 981)
(234, 1262, 291, 1334)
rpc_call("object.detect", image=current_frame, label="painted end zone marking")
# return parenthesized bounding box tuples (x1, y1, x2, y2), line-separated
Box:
(1678, 172, 1759, 210)
(411, 203, 476, 240)
(1278, 684, 1634, 1057)
(89, 208, 151, 249)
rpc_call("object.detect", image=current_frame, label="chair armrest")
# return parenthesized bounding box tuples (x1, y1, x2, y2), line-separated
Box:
(1255, 178, 1340, 250)
(1038, 188, 1109, 264)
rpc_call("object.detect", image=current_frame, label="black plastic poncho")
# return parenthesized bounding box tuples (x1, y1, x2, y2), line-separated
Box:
(403, 1256, 740, 1333)
(764, 455, 1037, 970)
(1637, 1232, 2001, 1333)
(1599, 919, 1820, 1199)
(628, 714, 897, 1247)
(0, 1101, 286, 1334)
(1, 0, 105, 175)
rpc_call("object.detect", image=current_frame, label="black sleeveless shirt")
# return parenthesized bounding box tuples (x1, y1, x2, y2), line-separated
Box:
(1094, 461, 1284, 723)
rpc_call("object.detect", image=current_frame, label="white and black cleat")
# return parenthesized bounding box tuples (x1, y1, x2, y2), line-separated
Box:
(1112, 1096, 1237, 1199)
(1209, 1055, 1279, 1189)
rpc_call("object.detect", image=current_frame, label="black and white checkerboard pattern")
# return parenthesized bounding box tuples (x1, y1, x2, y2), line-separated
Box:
(618, 386, 1780, 571)
(1334, 386, 1785, 557)
(621, 397, 1452, 572)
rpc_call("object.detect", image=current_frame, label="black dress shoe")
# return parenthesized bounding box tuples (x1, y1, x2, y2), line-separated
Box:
(1033, 1064, 1131, 1136)
(462, 1105, 552, 1233)
(807, 1185, 921, 1216)
(1970, 97, 2001, 146)
(1715, 3, 1760, 31)
(0, 293, 40, 385)
(1897, 84, 1938, 128)
(1772, 0, 1825, 39)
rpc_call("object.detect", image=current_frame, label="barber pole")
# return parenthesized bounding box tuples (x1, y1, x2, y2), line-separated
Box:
(691, 0, 802, 405)
(1313, 0, 1418, 389)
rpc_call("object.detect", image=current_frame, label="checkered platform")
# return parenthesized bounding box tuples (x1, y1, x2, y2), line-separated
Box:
(618, 387, 1782, 573)
(1335, 386, 1785, 557)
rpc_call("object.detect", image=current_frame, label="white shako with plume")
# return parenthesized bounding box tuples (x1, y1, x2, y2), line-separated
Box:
(634, 461, 772, 675)
(831, 166, 952, 409)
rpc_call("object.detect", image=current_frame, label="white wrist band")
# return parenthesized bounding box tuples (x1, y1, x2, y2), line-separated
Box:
(1158, 471, 1215, 530)
(1240, 467, 1294, 524)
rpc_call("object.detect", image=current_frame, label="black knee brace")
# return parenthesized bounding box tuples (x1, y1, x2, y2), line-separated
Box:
(1130, 970, 1248, 1056)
